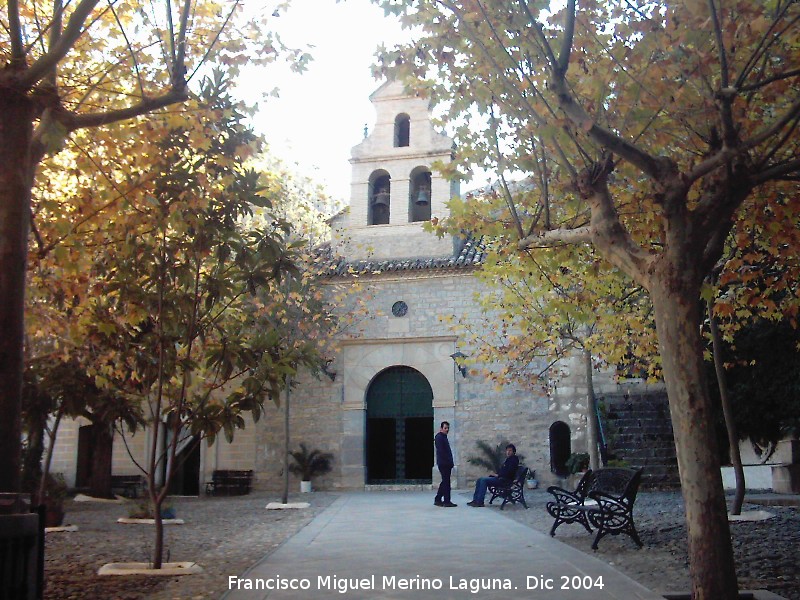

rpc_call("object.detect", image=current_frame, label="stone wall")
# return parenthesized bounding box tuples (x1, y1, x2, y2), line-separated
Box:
(254, 370, 343, 492)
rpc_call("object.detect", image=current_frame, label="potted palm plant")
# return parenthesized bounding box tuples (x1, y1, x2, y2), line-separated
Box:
(39, 473, 68, 527)
(289, 444, 333, 493)
(467, 440, 525, 472)
(566, 452, 590, 474)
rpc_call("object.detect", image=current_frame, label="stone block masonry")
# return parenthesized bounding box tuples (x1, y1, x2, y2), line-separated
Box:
(599, 391, 680, 488)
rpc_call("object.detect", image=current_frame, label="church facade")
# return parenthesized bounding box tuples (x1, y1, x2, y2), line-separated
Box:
(249, 80, 630, 491)
(49, 81, 661, 494)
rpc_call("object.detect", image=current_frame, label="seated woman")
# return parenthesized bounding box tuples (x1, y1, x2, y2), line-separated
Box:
(466, 444, 519, 507)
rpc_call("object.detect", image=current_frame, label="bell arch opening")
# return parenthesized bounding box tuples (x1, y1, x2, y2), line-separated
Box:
(366, 366, 434, 484)
(394, 113, 410, 147)
(408, 167, 432, 223)
(368, 170, 391, 225)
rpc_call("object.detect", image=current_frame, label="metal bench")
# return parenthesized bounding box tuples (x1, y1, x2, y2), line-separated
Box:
(546, 467, 643, 549)
(111, 475, 146, 499)
(488, 465, 530, 510)
(0, 496, 44, 600)
(205, 470, 253, 496)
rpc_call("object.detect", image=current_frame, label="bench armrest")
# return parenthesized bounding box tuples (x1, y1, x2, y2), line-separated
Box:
(547, 486, 584, 505)
(588, 490, 630, 507)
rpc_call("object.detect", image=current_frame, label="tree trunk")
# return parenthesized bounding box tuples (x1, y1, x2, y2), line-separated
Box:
(282, 383, 290, 504)
(708, 300, 746, 515)
(651, 283, 738, 600)
(89, 423, 115, 499)
(152, 418, 180, 569)
(584, 350, 600, 471)
(0, 95, 35, 493)
(153, 499, 165, 569)
(37, 410, 64, 503)
(22, 417, 46, 492)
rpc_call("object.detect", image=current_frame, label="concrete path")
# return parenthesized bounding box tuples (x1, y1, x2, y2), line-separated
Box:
(223, 491, 664, 600)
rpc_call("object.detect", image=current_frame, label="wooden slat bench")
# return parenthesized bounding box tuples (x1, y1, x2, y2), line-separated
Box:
(487, 465, 530, 510)
(546, 467, 643, 549)
(111, 475, 146, 499)
(204, 470, 253, 496)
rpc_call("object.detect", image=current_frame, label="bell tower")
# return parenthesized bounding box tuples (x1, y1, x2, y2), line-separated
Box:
(334, 80, 458, 261)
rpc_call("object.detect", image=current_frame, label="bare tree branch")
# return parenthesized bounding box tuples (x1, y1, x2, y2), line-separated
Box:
(556, 0, 575, 75)
(19, 0, 102, 88)
(8, 0, 25, 65)
(187, 0, 241, 82)
(752, 157, 800, 185)
(745, 95, 800, 151)
(518, 225, 591, 249)
(549, 73, 669, 180)
(173, 0, 193, 86)
(735, 8, 799, 90)
(61, 87, 189, 131)
(739, 68, 800, 93)
(108, 0, 146, 97)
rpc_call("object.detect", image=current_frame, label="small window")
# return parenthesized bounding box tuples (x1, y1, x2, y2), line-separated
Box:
(394, 114, 410, 147)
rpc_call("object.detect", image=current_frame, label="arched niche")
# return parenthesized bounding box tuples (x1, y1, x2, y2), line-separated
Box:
(549, 421, 571, 477)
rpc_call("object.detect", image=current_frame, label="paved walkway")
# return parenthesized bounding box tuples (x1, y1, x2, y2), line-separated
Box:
(223, 491, 663, 600)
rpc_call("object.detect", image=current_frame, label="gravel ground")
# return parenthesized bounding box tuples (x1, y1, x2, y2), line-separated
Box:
(43, 489, 799, 599)
(44, 491, 336, 600)
(488, 488, 800, 600)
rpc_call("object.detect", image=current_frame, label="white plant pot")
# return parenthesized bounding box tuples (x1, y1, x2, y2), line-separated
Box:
(300, 480, 312, 493)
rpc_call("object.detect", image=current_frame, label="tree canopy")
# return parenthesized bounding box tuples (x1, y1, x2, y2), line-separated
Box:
(0, 0, 309, 491)
(374, 1, 799, 597)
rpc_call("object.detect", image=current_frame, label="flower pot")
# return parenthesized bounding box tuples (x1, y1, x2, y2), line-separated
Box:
(300, 481, 312, 493)
(45, 507, 65, 527)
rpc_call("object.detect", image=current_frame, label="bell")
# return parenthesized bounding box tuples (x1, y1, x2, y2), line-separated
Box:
(373, 190, 390, 207)
(415, 189, 430, 206)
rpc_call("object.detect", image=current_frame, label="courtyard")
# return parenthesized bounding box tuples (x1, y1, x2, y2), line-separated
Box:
(43, 489, 799, 599)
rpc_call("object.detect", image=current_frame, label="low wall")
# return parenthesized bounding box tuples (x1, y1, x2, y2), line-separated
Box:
(720, 465, 772, 490)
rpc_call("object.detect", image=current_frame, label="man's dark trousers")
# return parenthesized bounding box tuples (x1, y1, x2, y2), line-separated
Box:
(437, 465, 452, 503)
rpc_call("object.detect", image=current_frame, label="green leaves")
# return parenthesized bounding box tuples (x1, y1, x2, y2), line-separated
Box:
(39, 120, 69, 155)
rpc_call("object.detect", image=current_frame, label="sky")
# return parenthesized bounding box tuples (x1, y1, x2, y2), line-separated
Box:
(237, 0, 411, 205)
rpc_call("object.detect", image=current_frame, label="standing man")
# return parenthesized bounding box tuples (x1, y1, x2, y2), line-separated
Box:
(467, 443, 520, 507)
(434, 421, 457, 507)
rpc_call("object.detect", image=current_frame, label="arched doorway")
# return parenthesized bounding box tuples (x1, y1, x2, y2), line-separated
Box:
(366, 366, 433, 484)
(549, 421, 571, 477)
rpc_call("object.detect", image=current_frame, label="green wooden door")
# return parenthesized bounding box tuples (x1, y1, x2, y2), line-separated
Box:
(366, 366, 434, 483)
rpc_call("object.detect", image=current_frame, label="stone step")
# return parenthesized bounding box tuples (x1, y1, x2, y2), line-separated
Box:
(599, 391, 680, 488)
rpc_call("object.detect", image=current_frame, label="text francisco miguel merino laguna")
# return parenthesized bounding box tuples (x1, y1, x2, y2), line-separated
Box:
(229, 574, 606, 594)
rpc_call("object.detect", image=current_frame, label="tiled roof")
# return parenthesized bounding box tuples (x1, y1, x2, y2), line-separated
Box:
(326, 234, 485, 276)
